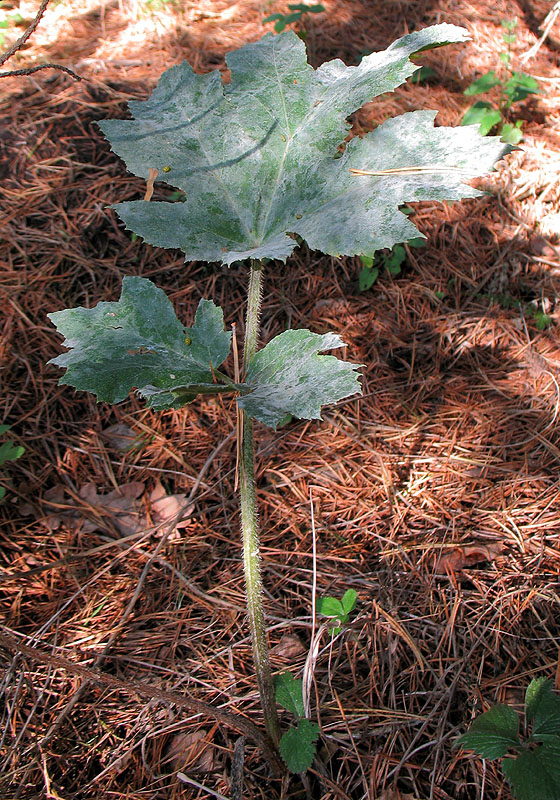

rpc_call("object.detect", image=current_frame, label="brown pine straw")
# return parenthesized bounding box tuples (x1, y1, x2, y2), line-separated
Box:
(1, 0, 560, 798)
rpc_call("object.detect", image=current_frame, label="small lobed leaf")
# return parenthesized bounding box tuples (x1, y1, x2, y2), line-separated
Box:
(274, 672, 305, 718)
(279, 719, 320, 773)
(457, 704, 521, 759)
(237, 329, 362, 428)
(48, 277, 232, 408)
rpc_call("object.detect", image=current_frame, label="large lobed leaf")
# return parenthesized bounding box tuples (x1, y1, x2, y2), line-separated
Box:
(99, 26, 510, 266)
(49, 278, 361, 425)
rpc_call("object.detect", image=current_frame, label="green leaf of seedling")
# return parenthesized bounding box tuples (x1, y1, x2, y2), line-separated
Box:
(500, 121, 524, 144)
(359, 265, 379, 291)
(0, 425, 11, 435)
(499, 51, 512, 66)
(99, 27, 510, 267)
(385, 243, 406, 274)
(48, 277, 233, 409)
(502, 741, 560, 800)
(237, 329, 362, 428)
(279, 719, 320, 773)
(359, 254, 375, 268)
(0, 440, 25, 467)
(457, 704, 521, 759)
(288, 2, 325, 12)
(316, 596, 345, 618)
(464, 71, 501, 96)
(526, 679, 560, 738)
(275, 672, 305, 717)
(502, 33, 517, 44)
(462, 102, 502, 135)
(409, 65, 437, 83)
(408, 236, 426, 248)
(503, 72, 539, 103)
(501, 19, 517, 31)
(341, 588, 357, 614)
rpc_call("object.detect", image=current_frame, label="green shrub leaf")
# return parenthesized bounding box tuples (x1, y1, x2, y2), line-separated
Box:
(48, 277, 233, 407)
(504, 72, 539, 102)
(99, 26, 508, 266)
(238, 330, 362, 428)
(457, 704, 521, 759)
(279, 719, 320, 772)
(274, 672, 305, 717)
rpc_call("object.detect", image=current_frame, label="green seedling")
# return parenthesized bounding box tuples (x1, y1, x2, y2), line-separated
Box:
(0, 424, 25, 501)
(479, 292, 553, 329)
(316, 588, 357, 634)
(456, 678, 560, 800)
(359, 237, 425, 292)
(274, 672, 319, 772)
(264, 3, 325, 37)
(462, 19, 539, 144)
(48, 27, 508, 770)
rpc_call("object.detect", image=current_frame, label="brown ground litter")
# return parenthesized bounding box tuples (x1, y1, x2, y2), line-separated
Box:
(1, 1, 560, 798)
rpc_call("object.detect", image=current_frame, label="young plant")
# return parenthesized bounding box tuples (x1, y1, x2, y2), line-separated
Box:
(0, 423, 25, 501)
(274, 672, 319, 772)
(358, 234, 425, 292)
(316, 588, 357, 634)
(462, 19, 539, 144)
(456, 678, 560, 800)
(48, 27, 509, 768)
(264, 3, 325, 37)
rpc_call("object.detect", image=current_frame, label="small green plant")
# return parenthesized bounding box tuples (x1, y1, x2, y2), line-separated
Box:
(0, 3, 24, 49)
(264, 3, 325, 37)
(316, 588, 357, 634)
(479, 292, 553, 329)
(0, 424, 25, 501)
(358, 236, 425, 292)
(457, 678, 560, 800)
(274, 672, 320, 772)
(48, 27, 508, 771)
(462, 19, 539, 144)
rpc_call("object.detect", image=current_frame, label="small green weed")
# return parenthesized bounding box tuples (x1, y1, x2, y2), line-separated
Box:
(264, 3, 325, 37)
(480, 292, 553, 329)
(0, 4, 24, 49)
(358, 235, 425, 292)
(316, 588, 357, 634)
(274, 672, 320, 773)
(462, 19, 539, 144)
(456, 678, 560, 800)
(0, 424, 25, 502)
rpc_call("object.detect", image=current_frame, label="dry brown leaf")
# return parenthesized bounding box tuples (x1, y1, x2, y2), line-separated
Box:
(270, 634, 306, 660)
(434, 542, 505, 574)
(165, 729, 214, 772)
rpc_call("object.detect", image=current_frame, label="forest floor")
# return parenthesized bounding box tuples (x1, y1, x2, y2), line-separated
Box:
(1, 0, 560, 798)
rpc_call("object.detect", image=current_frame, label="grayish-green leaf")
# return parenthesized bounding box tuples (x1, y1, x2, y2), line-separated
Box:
(48, 277, 232, 408)
(274, 672, 305, 718)
(457, 704, 520, 759)
(279, 719, 320, 773)
(98, 26, 509, 265)
(237, 329, 361, 428)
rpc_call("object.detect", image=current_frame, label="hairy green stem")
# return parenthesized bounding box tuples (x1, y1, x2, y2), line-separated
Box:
(240, 259, 281, 747)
